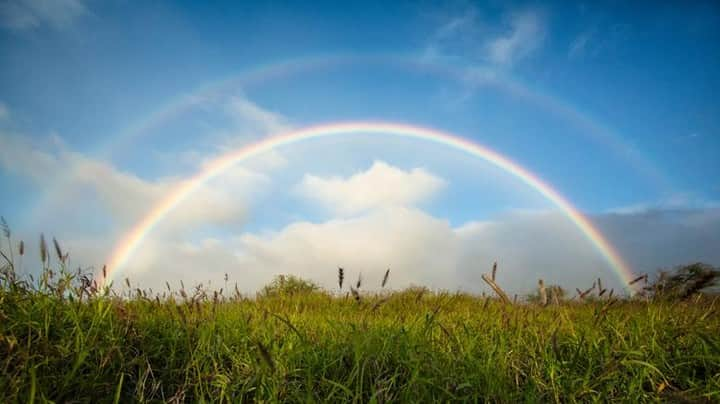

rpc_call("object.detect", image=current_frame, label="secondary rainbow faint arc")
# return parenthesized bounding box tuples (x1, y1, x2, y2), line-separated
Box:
(100, 121, 633, 287)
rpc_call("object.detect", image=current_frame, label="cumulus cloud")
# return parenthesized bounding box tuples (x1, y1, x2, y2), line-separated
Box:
(234, 206, 462, 292)
(295, 161, 445, 215)
(0, 0, 87, 31)
(0, 130, 268, 236)
(99, 205, 718, 296)
(6, 125, 716, 296)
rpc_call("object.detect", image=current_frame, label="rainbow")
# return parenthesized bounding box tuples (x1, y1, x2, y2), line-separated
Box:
(100, 121, 633, 288)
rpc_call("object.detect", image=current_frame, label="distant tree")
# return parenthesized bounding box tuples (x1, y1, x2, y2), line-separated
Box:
(644, 262, 719, 300)
(259, 274, 320, 297)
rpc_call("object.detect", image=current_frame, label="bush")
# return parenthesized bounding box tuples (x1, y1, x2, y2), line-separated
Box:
(259, 274, 320, 297)
(644, 262, 719, 300)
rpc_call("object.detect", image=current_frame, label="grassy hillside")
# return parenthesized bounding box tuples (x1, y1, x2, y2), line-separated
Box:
(1, 265, 719, 403)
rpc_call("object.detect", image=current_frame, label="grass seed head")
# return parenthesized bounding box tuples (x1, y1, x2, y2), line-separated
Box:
(629, 274, 647, 285)
(350, 287, 361, 302)
(0, 216, 9, 239)
(18, 240, 24, 256)
(52, 238, 64, 263)
(338, 267, 344, 289)
(256, 341, 275, 371)
(39, 233, 47, 264)
(382, 268, 390, 288)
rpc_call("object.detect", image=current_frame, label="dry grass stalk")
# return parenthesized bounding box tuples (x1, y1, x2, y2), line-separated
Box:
(577, 282, 596, 300)
(538, 279, 548, 306)
(255, 341, 275, 371)
(628, 274, 648, 285)
(371, 297, 389, 311)
(382, 268, 390, 288)
(356, 273, 362, 289)
(39, 233, 48, 264)
(594, 298, 618, 324)
(491, 262, 497, 281)
(350, 287, 361, 302)
(18, 240, 24, 256)
(551, 286, 560, 306)
(481, 274, 511, 304)
(52, 238, 64, 263)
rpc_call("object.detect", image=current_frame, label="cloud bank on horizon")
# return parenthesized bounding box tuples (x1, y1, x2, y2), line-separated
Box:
(1, 0, 719, 295)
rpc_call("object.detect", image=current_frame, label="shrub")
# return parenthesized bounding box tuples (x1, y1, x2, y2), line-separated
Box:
(259, 274, 320, 297)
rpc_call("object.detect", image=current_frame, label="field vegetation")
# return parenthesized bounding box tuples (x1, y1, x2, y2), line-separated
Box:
(1, 224, 719, 402)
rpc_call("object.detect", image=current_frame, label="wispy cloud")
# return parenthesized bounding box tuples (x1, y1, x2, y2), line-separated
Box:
(423, 7, 546, 69)
(568, 30, 593, 59)
(486, 10, 546, 66)
(0, 102, 8, 121)
(567, 23, 631, 60)
(224, 96, 291, 137)
(0, 0, 87, 31)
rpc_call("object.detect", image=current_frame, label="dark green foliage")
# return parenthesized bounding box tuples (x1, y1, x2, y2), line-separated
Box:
(645, 262, 720, 300)
(259, 274, 320, 297)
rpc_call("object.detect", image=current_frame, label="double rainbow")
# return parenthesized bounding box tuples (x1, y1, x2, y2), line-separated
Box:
(101, 121, 632, 287)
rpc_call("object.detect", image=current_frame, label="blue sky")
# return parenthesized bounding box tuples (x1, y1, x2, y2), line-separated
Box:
(1, 1, 719, 294)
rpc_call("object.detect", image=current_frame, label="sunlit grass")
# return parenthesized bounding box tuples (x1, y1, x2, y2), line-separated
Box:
(1, 261, 718, 402)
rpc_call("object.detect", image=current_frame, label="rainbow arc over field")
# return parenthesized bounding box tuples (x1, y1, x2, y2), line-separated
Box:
(100, 121, 633, 288)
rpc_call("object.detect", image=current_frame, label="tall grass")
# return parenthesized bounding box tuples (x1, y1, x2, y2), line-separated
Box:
(0, 237, 718, 402)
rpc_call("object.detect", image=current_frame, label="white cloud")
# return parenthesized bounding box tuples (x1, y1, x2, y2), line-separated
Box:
(226, 207, 719, 295)
(8, 159, 719, 297)
(234, 206, 462, 292)
(0, 0, 87, 31)
(224, 96, 290, 136)
(486, 10, 546, 66)
(18, 207, 711, 296)
(423, 7, 546, 69)
(0, 130, 269, 237)
(295, 161, 445, 215)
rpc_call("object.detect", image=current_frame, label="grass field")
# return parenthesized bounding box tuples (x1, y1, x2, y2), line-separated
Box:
(1, 258, 719, 403)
